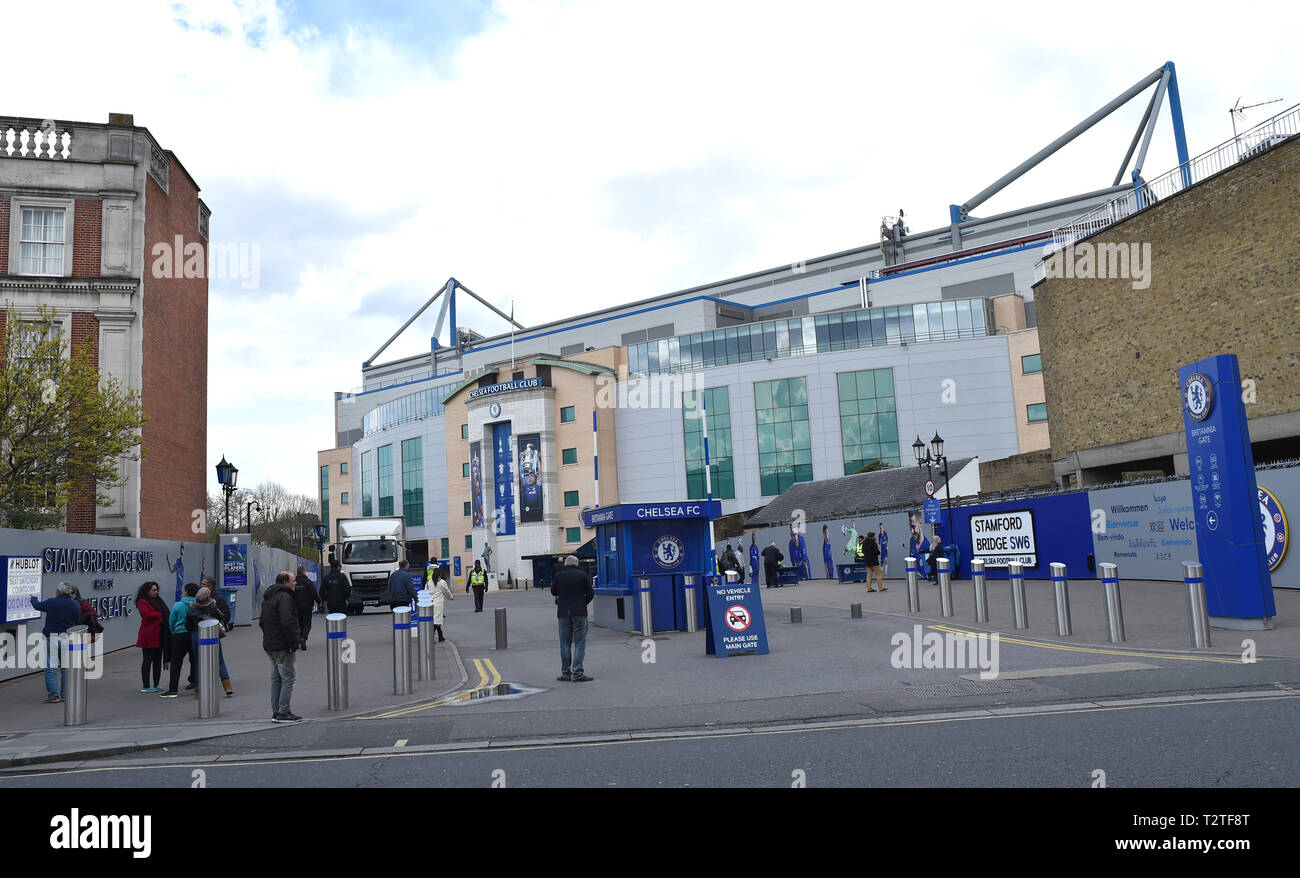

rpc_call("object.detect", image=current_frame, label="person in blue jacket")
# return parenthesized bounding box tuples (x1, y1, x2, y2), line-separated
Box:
(161, 582, 199, 697)
(30, 582, 81, 703)
(749, 536, 759, 585)
(822, 525, 834, 579)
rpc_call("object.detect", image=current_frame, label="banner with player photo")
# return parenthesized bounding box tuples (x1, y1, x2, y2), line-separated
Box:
(517, 432, 544, 523)
(470, 441, 484, 528)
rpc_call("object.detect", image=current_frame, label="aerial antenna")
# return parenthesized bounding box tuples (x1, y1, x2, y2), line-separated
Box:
(1229, 96, 1283, 140)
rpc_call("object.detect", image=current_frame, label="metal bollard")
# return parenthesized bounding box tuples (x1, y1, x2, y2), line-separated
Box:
(683, 574, 698, 633)
(197, 618, 222, 718)
(1183, 561, 1211, 649)
(1008, 561, 1029, 629)
(326, 613, 349, 711)
(971, 558, 989, 623)
(416, 595, 434, 680)
(63, 626, 87, 727)
(790, 607, 802, 624)
(1099, 562, 1125, 643)
(494, 607, 508, 650)
(392, 606, 413, 695)
(905, 556, 921, 613)
(937, 558, 953, 617)
(637, 577, 653, 637)
(1050, 562, 1072, 636)
(850, 602, 862, 619)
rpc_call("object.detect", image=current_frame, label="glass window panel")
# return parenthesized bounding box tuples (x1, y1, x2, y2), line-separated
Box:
(786, 322, 801, 354)
(738, 327, 751, 360)
(712, 387, 729, 414)
(841, 418, 859, 446)
(926, 303, 943, 339)
(841, 313, 857, 348)
(860, 414, 879, 444)
(880, 415, 899, 442)
(775, 421, 793, 450)
(800, 317, 816, 354)
(790, 378, 807, 405)
(885, 308, 901, 344)
(772, 380, 789, 408)
(756, 382, 773, 410)
(775, 321, 789, 356)
(814, 315, 829, 352)
(647, 343, 659, 372)
(795, 463, 813, 483)
(840, 398, 858, 417)
(859, 398, 877, 414)
(828, 315, 843, 351)
(795, 448, 812, 466)
(758, 426, 775, 453)
(1022, 353, 1042, 374)
(669, 337, 680, 370)
(726, 329, 740, 364)
(759, 451, 776, 469)
(1027, 402, 1048, 422)
(837, 372, 856, 399)
(875, 368, 894, 397)
(898, 308, 915, 343)
(792, 420, 809, 450)
(870, 310, 886, 346)
(940, 301, 957, 338)
(855, 370, 875, 399)
(912, 304, 928, 339)
(658, 339, 670, 369)
(684, 432, 702, 460)
(973, 300, 988, 334)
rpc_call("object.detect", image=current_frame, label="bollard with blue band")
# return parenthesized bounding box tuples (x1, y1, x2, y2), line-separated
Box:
(637, 577, 654, 637)
(326, 613, 349, 710)
(937, 557, 953, 618)
(416, 593, 435, 681)
(197, 618, 222, 718)
(905, 556, 921, 613)
(1050, 562, 1072, 636)
(64, 626, 88, 727)
(683, 574, 699, 633)
(971, 558, 989, 623)
(1008, 561, 1029, 629)
(392, 606, 413, 695)
(1099, 562, 1125, 643)
(1183, 562, 1211, 649)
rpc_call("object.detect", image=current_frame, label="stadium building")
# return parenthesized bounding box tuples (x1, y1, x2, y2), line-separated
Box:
(321, 64, 1221, 586)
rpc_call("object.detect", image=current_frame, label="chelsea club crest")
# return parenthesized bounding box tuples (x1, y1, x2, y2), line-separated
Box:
(1259, 486, 1288, 572)
(1183, 373, 1213, 422)
(652, 535, 686, 569)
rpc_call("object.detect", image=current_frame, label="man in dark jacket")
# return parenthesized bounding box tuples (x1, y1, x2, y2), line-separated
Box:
(30, 582, 80, 703)
(863, 532, 885, 593)
(551, 555, 594, 682)
(927, 532, 945, 583)
(320, 557, 352, 614)
(201, 576, 232, 631)
(294, 566, 321, 650)
(761, 541, 784, 589)
(259, 571, 301, 723)
(388, 560, 418, 611)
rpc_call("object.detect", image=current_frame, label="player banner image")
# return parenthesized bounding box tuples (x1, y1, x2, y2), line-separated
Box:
(222, 543, 248, 588)
(517, 432, 543, 523)
(470, 441, 484, 528)
(492, 422, 516, 536)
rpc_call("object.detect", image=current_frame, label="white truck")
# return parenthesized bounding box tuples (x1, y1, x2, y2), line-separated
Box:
(333, 516, 406, 614)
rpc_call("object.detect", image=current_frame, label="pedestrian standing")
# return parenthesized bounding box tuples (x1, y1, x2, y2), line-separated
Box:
(202, 576, 235, 696)
(259, 571, 302, 722)
(551, 555, 594, 682)
(864, 532, 886, 593)
(29, 582, 80, 703)
(294, 565, 321, 650)
(388, 559, 418, 611)
(135, 581, 170, 693)
(761, 541, 784, 588)
(187, 587, 233, 698)
(467, 560, 487, 612)
(160, 582, 199, 697)
(927, 531, 945, 584)
(320, 557, 352, 615)
(428, 569, 454, 642)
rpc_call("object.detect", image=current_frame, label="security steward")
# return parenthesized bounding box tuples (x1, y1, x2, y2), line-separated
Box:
(467, 560, 488, 612)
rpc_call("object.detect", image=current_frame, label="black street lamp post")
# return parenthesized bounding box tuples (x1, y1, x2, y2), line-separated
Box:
(216, 456, 238, 534)
(244, 500, 261, 534)
(913, 432, 954, 544)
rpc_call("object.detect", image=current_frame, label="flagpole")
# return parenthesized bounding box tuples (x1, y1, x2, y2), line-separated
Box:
(510, 300, 515, 370)
(701, 393, 716, 583)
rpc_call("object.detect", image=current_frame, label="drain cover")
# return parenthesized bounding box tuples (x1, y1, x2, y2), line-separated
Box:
(904, 679, 1031, 698)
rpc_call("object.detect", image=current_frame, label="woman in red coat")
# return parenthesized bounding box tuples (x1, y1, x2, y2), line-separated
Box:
(135, 581, 171, 692)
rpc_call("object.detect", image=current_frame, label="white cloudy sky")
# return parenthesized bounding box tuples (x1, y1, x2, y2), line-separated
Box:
(8, 0, 1296, 498)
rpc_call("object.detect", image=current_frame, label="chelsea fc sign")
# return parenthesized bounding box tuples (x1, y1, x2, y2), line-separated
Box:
(1183, 373, 1213, 422)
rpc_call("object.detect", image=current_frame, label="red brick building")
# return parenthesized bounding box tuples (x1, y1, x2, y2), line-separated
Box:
(0, 113, 208, 539)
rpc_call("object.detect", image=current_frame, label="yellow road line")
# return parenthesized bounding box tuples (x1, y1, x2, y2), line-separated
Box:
(357, 658, 502, 720)
(929, 623, 1248, 664)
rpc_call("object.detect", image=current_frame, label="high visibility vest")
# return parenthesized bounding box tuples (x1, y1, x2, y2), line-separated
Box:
(470, 570, 486, 587)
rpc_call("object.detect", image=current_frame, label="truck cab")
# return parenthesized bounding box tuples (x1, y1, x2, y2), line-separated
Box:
(334, 516, 405, 614)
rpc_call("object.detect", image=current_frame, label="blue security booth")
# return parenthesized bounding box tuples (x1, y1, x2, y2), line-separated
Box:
(582, 501, 722, 632)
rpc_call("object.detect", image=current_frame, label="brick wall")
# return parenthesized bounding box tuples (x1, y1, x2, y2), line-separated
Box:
(0, 196, 8, 274)
(140, 160, 207, 541)
(65, 311, 100, 533)
(73, 200, 102, 278)
(1034, 137, 1300, 463)
(979, 450, 1055, 493)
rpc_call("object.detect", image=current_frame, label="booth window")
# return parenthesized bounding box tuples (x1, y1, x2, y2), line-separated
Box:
(462, 462, 471, 478)
(461, 424, 469, 439)
(1027, 402, 1048, 423)
(560, 406, 576, 423)
(465, 534, 473, 549)
(565, 527, 581, 543)
(341, 492, 349, 505)
(441, 538, 449, 557)
(564, 490, 579, 507)
(1022, 354, 1042, 374)
(464, 501, 471, 516)
(562, 448, 578, 465)
(340, 462, 349, 475)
